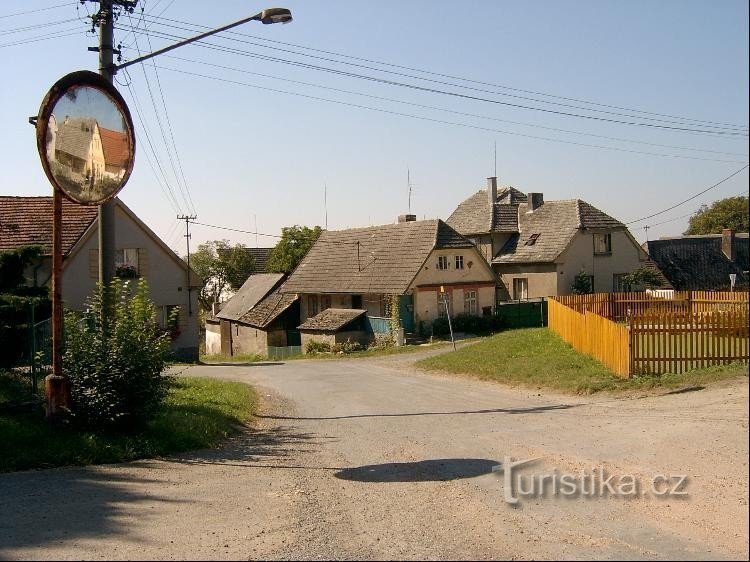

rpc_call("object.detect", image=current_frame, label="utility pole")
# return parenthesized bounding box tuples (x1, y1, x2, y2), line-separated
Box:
(178, 214, 197, 316)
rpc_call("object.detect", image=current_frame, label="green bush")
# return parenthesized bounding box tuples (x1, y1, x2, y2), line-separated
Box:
(305, 340, 331, 354)
(431, 314, 504, 337)
(63, 279, 174, 430)
(368, 333, 395, 350)
(332, 338, 364, 354)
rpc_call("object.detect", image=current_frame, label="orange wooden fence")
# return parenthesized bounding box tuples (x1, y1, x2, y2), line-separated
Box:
(548, 292, 750, 378)
(547, 298, 631, 377)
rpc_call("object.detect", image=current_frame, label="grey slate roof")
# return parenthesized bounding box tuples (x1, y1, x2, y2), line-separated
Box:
(281, 220, 474, 295)
(55, 117, 97, 161)
(646, 234, 749, 291)
(298, 308, 366, 331)
(238, 289, 297, 328)
(446, 187, 525, 235)
(493, 200, 625, 264)
(217, 273, 285, 321)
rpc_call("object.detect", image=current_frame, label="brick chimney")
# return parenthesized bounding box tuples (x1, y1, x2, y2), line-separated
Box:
(398, 214, 417, 223)
(487, 176, 497, 206)
(722, 228, 735, 261)
(527, 192, 544, 212)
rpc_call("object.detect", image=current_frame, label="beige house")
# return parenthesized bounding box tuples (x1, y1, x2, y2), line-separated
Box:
(207, 273, 299, 357)
(281, 216, 498, 347)
(448, 177, 667, 300)
(0, 196, 201, 360)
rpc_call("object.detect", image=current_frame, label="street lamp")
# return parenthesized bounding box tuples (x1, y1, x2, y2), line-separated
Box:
(113, 7, 292, 75)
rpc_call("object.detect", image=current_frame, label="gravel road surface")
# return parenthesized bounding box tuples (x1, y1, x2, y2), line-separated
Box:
(1, 350, 747, 560)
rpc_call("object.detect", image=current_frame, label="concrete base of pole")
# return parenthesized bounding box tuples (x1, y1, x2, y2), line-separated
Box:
(45, 375, 71, 420)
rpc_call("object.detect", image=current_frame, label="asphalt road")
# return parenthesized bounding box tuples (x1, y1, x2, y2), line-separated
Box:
(1, 349, 748, 560)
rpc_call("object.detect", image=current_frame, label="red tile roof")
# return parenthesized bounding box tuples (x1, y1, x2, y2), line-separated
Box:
(99, 126, 131, 169)
(0, 196, 98, 255)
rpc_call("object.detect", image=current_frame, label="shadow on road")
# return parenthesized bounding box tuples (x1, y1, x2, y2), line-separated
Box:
(334, 458, 500, 482)
(197, 361, 286, 367)
(258, 403, 577, 421)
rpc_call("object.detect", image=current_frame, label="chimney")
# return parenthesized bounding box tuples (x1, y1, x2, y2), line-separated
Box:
(722, 228, 735, 261)
(527, 192, 544, 212)
(487, 176, 497, 206)
(398, 214, 417, 223)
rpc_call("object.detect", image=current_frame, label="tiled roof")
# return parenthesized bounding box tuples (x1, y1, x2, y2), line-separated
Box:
(99, 127, 131, 169)
(446, 187, 524, 235)
(246, 247, 273, 272)
(298, 308, 366, 331)
(498, 186, 528, 205)
(55, 117, 96, 161)
(646, 234, 749, 290)
(492, 204, 520, 231)
(238, 288, 297, 328)
(0, 196, 98, 255)
(217, 273, 285, 321)
(493, 200, 624, 264)
(281, 219, 473, 295)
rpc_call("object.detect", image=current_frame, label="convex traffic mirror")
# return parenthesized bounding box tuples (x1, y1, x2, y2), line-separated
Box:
(36, 70, 135, 205)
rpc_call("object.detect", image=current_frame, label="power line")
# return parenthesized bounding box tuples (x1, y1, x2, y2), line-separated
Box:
(147, 63, 750, 164)
(143, 52, 749, 160)
(118, 25, 748, 137)
(133, 14, 749, 133)
(0, 17, 80, 36)
(0, 2, 71, 20)
(189, 221, 358, 247)
(626, 165, 749, 225)
(0, 27, 82, 48)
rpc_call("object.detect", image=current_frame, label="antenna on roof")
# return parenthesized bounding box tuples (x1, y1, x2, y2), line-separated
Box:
(254, 213, 258, 248)
(494, 141, 497, 177)
(407, 168, 414, 213)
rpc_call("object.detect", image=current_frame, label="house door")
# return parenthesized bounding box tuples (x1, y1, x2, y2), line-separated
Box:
(399, 294, 415, 333)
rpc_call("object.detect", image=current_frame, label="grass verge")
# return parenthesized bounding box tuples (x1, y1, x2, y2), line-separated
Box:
(416, 328, 748, 394)
(200, 353, 265, 364)
(0, 374, 256, 473)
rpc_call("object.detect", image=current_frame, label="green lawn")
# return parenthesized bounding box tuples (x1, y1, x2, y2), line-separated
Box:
(0, 373, 257, 473)
(416, 328, 748, 394)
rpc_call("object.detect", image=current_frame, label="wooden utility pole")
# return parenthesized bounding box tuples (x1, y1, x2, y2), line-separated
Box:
(178, 214, 197, 316)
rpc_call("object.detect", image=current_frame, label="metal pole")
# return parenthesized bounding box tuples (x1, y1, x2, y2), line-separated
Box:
(443, 291, 456, 351)
(178, 215, 196, 316)
(98, 0, 116, 297)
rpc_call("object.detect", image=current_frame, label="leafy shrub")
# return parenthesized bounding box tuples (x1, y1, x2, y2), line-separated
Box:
(332, 338, 364, 354)
(63, 279, 173, 430)
(305, 340, 331, 354)
(368, 333, 395, 351)
(431, 314, 504, 337)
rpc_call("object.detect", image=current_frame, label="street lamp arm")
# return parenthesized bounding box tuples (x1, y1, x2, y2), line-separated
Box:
(114, 7, 292, 74)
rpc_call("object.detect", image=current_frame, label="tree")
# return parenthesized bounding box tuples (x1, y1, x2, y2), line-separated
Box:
(685, 196, 749, 235)
(267, 225, 322, 274)
(571, 269, 593, 294)
(189, 240, 256, 311)
(621, 267, 663, 291)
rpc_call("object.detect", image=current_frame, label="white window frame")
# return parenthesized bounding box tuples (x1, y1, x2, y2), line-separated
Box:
(594, 233, 612, 255)
(437, 290, 453, 318)
(464, 289, 478, 315)
(513, 278, 528, 300)
(115, 248, 139, 276)
(455, 255, 464, 270)
(437, 255, 449, 270)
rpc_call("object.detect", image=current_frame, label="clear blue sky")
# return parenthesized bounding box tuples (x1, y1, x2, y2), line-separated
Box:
(1, 0, 748, 254)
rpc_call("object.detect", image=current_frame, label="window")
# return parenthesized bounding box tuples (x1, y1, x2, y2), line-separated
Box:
(115, 248, 139, 278)
(594, 233, 612, 255)
(437, 256, 449, 270)
(455, 255, 464, 270)
(307, 295, 319, 317)
(524, 233, 541, 246)
(464, 290, 478, 315)
(437, 290, 453, 318)
(613, 273, 628, 292)
(158, 305, 180, 331)
(321, 295, 332, 311)
(512, 278, 528, 300)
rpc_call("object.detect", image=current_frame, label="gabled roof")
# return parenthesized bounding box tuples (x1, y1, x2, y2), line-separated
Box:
(446, 186, 526, 236)
(99, 127, 131, 168)
(493, 200, 624, 264)
(281, 219, 474, 295)
(298, 308, 366, 331)
(0, 196, 98, 255)
(55, 117, 97, 161)
(217, 273, 285, 321)
(238, 288, 297, 329)
(646, 234, 749, 291)
(246, 247, 273, 273)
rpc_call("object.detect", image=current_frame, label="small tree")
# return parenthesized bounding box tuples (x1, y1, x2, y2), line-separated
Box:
(621, 267, 663, 291)
(190, 240, 256, 312)
(267, 225, 322, 274)
(685, 196, 749, 235)
(571, 269, 593, 294)
(63, 279, 173, 430)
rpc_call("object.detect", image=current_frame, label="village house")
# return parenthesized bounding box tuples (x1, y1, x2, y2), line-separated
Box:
(0, 195, 200, 360)
(205, 273, 299, 357)
(646, 230, 749, 291)
(447, 177, 666, 300)
(280, 216, 498, 350)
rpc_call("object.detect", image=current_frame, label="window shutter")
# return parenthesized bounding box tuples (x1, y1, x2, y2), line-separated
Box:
(89, 249, 98, 279)
(138, 248, 148, 277)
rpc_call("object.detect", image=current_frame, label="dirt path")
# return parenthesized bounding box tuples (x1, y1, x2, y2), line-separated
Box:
(1, 355, 747, 560)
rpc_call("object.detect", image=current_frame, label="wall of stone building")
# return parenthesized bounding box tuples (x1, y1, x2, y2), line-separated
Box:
(205, 321, 221, 355)
(300, 331, 336, 352)
(231, 323, 270, 357)
(495, 263, 558, 300)
(300, 329, 371, 353)
(412, 283, 496, 325)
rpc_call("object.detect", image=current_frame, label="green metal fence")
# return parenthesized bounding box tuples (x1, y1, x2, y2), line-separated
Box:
(267, 345, 303, 360)
(496, 298, 548, 329)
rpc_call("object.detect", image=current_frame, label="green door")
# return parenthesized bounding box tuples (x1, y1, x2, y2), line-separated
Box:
(399, 294, 415, 333)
